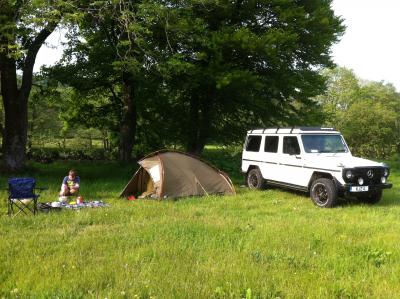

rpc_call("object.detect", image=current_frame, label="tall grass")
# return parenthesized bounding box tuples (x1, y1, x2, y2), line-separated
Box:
(0, 150, 399, 298)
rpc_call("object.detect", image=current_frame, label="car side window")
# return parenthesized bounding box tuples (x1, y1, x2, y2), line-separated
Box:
(245, 135, 262, 152)
(283, 136, 300, 155)
(264, 136, 279, 153)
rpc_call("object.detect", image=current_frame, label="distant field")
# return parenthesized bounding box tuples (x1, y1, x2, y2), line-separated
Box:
(0, 149, 399, 298)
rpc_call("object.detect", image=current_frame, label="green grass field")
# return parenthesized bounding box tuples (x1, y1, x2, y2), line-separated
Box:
(0, 149, 399, 298)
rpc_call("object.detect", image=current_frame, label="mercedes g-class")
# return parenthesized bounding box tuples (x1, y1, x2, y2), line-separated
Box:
(242, 127, 392, 207)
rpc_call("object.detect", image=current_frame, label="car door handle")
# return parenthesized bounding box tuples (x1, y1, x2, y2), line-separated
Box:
(295, 155, 301, 159)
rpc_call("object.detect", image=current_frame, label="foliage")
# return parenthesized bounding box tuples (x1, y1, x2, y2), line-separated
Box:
(46, 0, 168, 161)
(47, 0, 345, 156)
(340, 100, 397, 158)
(27, 76, 65, 147)
(0, 0, 64, 59)
(0, 148, 399, 298)
(155, 0, 345, 153)
(27, 147, 117, 162)
(317, 67, 400, 158)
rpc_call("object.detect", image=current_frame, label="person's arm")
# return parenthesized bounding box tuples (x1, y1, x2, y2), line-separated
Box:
(73, 177, 80, 189)
(62, 176, 68, 187)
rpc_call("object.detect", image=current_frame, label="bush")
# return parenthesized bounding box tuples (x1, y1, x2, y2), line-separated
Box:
(28, 148, 59, 162)
(28, 148, 115, 161)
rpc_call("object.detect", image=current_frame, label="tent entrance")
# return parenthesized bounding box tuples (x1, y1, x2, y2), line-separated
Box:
(138, 174, 155, 198)
(122, 167, 157, 199)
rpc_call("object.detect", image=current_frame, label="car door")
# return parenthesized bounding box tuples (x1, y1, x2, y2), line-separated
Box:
(278, 136, 306, 187)
(258, 135, 280, 180)
(242, 135, 263, 172)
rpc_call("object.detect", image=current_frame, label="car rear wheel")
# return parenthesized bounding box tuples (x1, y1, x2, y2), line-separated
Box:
(359, 190, 382, 204)
(310, 178, 338, 208)
(247, 168, 266, 190)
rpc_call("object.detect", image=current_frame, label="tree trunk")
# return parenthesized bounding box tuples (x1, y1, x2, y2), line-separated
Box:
(0, 114, 4, 149)
(0, 55, 29, 171)
(119, 72, 136, 162)
(187, 132, 207, 156)
(0, 126, 3, 151)
(102, 131, 109, 150)
(186, 96, 211, 156)
(0, 12, 58, 171)
(186, 96, 200, 154)
(3, 97, 28, 170)
(27, 99, 37, 152)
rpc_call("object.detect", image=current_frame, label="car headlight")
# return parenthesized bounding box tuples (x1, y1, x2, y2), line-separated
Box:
(346, 170, 353, 179)
(384, 168, 389, 177)
(381, 177, 387, 184)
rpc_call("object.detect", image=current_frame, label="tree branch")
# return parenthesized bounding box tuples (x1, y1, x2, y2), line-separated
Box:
(19, 21, 59, 99)
(108, 84, 122, 104)
(165, 12, 174, 53)
(13, 0, 27, 22)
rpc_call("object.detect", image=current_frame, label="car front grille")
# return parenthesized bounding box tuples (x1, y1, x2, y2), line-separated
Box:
(343, 167, 385, 185)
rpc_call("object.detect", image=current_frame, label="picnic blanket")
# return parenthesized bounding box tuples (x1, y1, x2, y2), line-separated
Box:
(38, 201, 109, 212)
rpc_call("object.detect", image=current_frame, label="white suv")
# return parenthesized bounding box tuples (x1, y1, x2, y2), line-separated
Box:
(241, 127, 392, 207)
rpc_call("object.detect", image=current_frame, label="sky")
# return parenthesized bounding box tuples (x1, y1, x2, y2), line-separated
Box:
(34, 0, 400, 91)
(331, 0, 400, 91)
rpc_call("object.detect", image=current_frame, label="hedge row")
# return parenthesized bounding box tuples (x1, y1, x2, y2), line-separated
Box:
(27, 148, 118, 162)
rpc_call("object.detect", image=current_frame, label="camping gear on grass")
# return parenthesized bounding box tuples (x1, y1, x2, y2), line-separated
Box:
(76, 196, 83, 204)
(120, 150, 235, 199)
(51, 202, 61, 208)
(38, 202, 59, 213)
(59, 196, 68, 203)
(41, 200, 109, 212)
(7, 178, 47, 217)
(62, 200, 109, 209)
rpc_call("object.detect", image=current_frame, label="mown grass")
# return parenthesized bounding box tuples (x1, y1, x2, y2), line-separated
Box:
(0, 149, 399, 298)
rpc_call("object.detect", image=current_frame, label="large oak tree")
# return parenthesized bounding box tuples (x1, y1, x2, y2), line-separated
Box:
(0, 0, 76, 170)
(161, 0, 345, 154)
(48, 0, 345, 158)
(48, 0, 160, 162)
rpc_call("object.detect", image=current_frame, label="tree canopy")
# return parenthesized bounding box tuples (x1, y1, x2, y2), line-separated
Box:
(46, 0, 344, 158)
(317, 67, 400, 158)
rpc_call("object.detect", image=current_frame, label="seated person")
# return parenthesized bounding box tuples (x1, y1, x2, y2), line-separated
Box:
(59, 169, 80, 196)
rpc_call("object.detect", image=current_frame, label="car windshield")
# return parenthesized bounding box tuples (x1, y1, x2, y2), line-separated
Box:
(301, 134, 348, 153)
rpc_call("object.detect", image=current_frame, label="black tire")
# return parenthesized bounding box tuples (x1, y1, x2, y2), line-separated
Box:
(359, 190, 382, 204)
(310, 178, 338, 208)
(246, 168, 266, 190)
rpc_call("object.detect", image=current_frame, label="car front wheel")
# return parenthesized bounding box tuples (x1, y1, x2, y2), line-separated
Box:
(310, 178, 338, 208)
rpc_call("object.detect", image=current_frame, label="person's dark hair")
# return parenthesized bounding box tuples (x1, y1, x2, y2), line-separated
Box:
(69, 169, 77, 176)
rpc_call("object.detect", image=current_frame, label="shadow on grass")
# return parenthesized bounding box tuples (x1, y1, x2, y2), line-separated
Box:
(335, 192, 399, 208)
(261, 185, 398, 208)
(371, 197, 399, 207)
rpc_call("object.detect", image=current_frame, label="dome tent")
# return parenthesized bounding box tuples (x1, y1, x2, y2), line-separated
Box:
(120, 150, 235, 199)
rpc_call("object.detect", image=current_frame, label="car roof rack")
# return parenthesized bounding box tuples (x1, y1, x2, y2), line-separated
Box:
(250, 128, 264, 133)
(248, 127, 337, 134)
(297, 127, 336, 131)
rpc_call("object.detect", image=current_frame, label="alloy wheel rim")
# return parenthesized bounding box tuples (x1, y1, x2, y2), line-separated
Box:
(249, 174, 258, 188)
(314, 183, 329, 206)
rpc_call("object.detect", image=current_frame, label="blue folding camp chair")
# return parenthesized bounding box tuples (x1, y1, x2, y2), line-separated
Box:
(7, 178, 46, 217)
